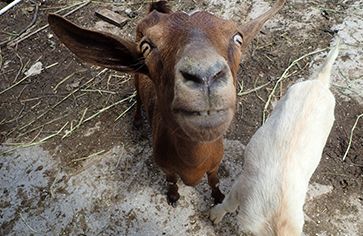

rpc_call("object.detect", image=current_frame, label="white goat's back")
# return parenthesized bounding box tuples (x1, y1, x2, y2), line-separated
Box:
(235, 43, 339, 235)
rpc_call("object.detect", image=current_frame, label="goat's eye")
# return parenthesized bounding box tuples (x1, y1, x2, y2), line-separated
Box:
(233, 34, 243, 46)
(140, 41, 152, 56)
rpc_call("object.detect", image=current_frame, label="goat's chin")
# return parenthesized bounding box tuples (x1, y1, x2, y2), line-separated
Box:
(175, 108, 233, 142)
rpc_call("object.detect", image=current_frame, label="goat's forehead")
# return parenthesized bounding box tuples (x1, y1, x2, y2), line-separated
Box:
(139, 11, 237, 40)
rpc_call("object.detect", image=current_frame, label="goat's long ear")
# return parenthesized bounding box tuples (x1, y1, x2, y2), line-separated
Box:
(48, 14, 148, 74)
(239, 0, 286, 51)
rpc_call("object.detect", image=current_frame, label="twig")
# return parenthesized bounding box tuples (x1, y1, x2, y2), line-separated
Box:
(80, 89, 116, 95)
(19, 212, 38, 233)
(253, 76, 267, 102)
(1, 122, 68, 155)
(0, 118, 6, 126)
(19, 122, 67, 146)
(62, 108, 88, 138)
(82, 92, 136, 124)
(18, 1, 39, 36)
(0, 74, 31, 95)
(20, 97, 41, 103)
(238, 81, 271, 96)
(18, 69, 107, 132)
(28, 126, 44, 144)
(18, 115, 66, 138)
(44, 1, 88, 13)
(350, 161, 363, 167)
(91, 0, 127, 5)
(49, 170, 62, 198)
(0, 62, 59, 95)
(16, 83, 27, 101)
(0, 47, 3, 68)
(262, 48, 328, 123)
(45, 62, 58, 69)
(112, 143, 125, 171)
(319, 8, 345, 14)
(0, 31, 18, 37)
(68, 150, 106, 164)
(13, 52, 23, 83)
(264, 54, 273, 62)
(342, 113, 363, 161)
(53, 72, 75, 91)
(8, 1, 91, 47)
(0, 0, 23, 16)
(237, 79, 244, 95)
(322, 172, 349, 178)
(2, 104, 25, 125)
(31, 101, 41, 111)
(115, 101, 136, 121)
(107, 74, 131, 89)
(0, 0, 38, 47)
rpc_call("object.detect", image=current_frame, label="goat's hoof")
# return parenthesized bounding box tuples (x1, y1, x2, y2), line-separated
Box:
(167, 192, 180, 207)
(212, 190, 225, 205)
(209, 204, 225, 224)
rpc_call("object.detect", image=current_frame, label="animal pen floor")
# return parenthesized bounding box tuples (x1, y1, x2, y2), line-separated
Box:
(0, 0, 362, 235)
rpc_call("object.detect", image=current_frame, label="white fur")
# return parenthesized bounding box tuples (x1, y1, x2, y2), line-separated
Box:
(210, 41, 340, 236)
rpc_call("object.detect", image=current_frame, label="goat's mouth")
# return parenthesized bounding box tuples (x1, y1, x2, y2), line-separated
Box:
(173, 108, 233, 142)
(174, 108, 228, 127)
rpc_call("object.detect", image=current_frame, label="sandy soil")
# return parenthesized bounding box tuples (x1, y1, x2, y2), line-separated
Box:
(0, 0, 362, 235)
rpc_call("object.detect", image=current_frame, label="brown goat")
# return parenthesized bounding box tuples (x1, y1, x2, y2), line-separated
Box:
(48, 0, 285, 206)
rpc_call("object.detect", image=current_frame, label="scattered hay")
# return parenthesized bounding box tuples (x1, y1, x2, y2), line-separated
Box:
(262, 48, 329, 123)
(342, 113, 363, 161)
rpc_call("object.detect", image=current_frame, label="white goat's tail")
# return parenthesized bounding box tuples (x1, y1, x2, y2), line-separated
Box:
(317, 38, 340, 88)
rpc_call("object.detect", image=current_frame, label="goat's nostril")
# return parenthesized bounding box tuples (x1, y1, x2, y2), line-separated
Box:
(180, 71, 204, 84)
(179, 64, 228, 87)
(212, 68, 226, 81)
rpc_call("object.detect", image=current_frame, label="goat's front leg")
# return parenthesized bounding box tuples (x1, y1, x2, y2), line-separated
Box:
(133, 94, 143, 129)
(166, 173, 180, 207)
(210, 184, 240, 224)
(207, 169, 225, 204)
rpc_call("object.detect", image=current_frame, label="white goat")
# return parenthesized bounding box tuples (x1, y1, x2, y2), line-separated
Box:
(210, 41, 340, 236)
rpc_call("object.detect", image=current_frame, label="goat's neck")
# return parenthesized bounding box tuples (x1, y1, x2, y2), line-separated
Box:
(170, 131, 223, 167)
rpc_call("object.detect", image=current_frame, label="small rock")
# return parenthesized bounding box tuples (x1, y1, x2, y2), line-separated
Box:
(125, 8, 137, 18)
(24, 62, 43, 77)
(66, 81, 80, 90)
(22, 6, 34, 14)
(307, 182, 333, 201)
(95, 8, 129, 28)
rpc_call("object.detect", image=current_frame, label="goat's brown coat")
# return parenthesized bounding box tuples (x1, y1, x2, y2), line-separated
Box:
(48, 0, 285, 205)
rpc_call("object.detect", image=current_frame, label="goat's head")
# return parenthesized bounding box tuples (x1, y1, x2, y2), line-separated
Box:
(48, 1, 285, 142)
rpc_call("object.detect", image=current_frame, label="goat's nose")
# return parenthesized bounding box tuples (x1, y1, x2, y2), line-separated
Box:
(180, 63, 228, 88)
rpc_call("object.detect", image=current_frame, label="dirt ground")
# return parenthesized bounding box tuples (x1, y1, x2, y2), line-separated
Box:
(0, 0, 362, 235)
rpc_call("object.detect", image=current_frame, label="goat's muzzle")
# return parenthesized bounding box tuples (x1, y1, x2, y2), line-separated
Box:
(172, 45, 236, 142)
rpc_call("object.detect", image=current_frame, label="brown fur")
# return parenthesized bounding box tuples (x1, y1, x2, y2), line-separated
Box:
(133, 10, 242, 204)
(48, 0, 285, 206)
